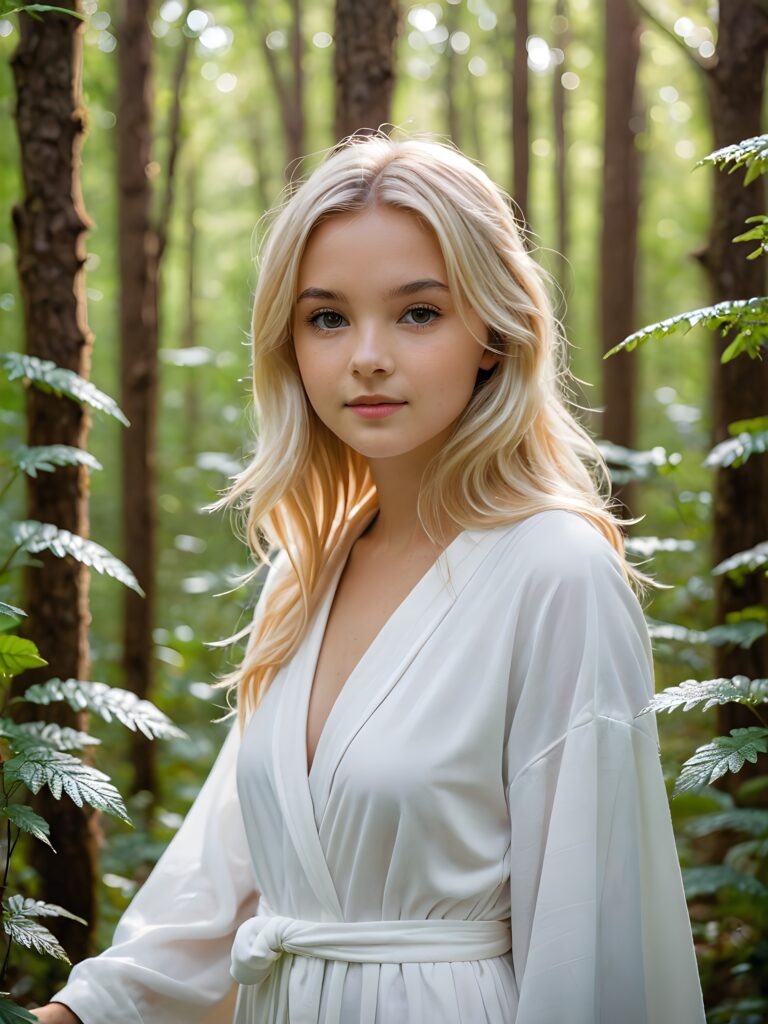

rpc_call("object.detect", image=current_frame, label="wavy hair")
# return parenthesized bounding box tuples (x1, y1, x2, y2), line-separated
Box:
(209, 128, 660, 731)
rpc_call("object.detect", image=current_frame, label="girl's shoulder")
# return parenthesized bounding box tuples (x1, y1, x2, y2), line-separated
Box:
(485, 508, 622, 582)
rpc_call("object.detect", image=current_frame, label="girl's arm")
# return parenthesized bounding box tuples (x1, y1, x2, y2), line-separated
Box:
(504, 530, 706, 1024)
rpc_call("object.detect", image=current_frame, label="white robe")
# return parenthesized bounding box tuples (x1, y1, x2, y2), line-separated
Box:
(52, 509, 706, 1023)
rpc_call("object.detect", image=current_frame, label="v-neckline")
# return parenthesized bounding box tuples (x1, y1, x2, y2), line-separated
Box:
(302, 509, 470, 779)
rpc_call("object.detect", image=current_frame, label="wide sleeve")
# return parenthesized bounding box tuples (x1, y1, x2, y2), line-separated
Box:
(504, 523, 706, 1024)
(49, 552, 288, 1024)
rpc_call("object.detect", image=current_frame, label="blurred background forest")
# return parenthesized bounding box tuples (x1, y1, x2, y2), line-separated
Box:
(0, 0, 766, 1018)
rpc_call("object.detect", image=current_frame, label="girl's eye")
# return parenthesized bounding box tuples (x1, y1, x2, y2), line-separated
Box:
(403, 305, 440, 327)
(306, 310, 345, 332)
(304, 305, 441, 334)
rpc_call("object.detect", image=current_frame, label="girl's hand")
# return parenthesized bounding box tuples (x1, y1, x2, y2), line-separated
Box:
(31, 1004, 83, 1023)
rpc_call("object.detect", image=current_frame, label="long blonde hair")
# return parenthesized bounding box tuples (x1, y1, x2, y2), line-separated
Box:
(210, 129, 658, 730)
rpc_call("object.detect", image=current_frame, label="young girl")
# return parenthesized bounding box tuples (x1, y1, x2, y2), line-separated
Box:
(37, 131, 706, 1024)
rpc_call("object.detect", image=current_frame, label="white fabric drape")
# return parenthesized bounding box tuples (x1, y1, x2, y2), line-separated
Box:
(52, 509, 706, 1023)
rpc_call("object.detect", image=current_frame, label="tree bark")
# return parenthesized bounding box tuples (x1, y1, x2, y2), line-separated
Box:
(181, 159, 200, 460)
(703, 1, 768, 798)
(10, 0, 99, 969)
(553, 0, 570, 305)
(599, 0, 642, 518)
(116, 0, 158, 802)
(333, 0, 400, 142)
(511, 0, 529, 229)
(444, 0, 462, 148)
(242, 0, 305, 180)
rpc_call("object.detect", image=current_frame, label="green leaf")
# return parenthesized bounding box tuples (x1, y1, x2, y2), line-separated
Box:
(0, 804, 54, 850)
(20, 678, 187, 740)
(704, 429, 768, 469)
(624, 535, 696, 558)
(3, 749, 132, 824)
(713, 542, 768, 582)
(8, 444, 102, 479)
(2, 918, 68, 962)
(0, 997, 40, 1023)
(0, 718, 101, 753)
(673, 728, 768, 796)
(604, 297, 768, 359)
(0, 353, 129, 426)
(10, 522, 144, 596)
(0, 603, 25, 621)
(695, 134, 768, 185)
(733, 214, 768, 260)
(5, 895, 86, 925)
(682, 864, 768, 901)
(646, 618, 767, 650)
(0, 635, 47, 678)
(685, 808, 768, 839)
(597, 441, 682, 484)
(638, 675, 768, 716)
(1, 897, 74, 962)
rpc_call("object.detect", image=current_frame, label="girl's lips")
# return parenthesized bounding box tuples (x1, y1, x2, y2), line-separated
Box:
(347, 403, 407, 419)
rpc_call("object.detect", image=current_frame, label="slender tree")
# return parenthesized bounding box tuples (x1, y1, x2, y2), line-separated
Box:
(702, 1, 768, 794)
(243, 0, 306, 178)
(334, 0, 400, 142)
(552, 0, 570, 303)
(116, 0, 191, 802)
(511, 0, 529, 228)
(444, 0, 462, 148)
(599, 0, 642, 517)
(10, 0, 99, 966)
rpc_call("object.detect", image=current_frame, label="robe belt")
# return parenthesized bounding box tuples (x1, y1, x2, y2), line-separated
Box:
(230, 902, 512, 987)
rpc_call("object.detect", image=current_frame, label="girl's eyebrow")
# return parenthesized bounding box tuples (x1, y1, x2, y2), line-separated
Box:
(295, 279, 450, 304)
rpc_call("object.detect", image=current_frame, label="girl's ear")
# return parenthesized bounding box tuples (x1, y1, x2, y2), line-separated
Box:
(479, 349, 500, 371)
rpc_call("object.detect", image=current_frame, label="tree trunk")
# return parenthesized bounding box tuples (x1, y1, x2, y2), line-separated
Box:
(242, 0, 305, 179)
(704, 1, 768, 798)
(511, 0, 529, 229)
(181, 160, 200, 460)
(10, 0, 99, 970)
(445, 0, 462, 147)
(333, 0, 400, 142)
(116, 0, 158, 802)
(553, 0, 570, 306)
(599, 0, 642, 518)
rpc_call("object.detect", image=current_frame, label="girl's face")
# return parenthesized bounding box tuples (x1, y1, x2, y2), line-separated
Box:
(291, 206, 498, 463)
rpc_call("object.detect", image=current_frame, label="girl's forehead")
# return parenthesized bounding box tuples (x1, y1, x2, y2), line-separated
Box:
(299, 209, 443, 275)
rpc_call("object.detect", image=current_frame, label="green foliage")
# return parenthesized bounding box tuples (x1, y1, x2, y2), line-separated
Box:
(704, 425, 768, 470)
(3, 749, 132, 823)
(713, 541, 768, 582)
(682, 864, 768, 902)
(684, 807, 768, 838)
(6, 444, 102, 478)
(0, 718, 101, 752)
(597, 440, 682, 485)
(0, 354, 181, 996)
(603, 297, 768, 361)
(9, 521, 144, 596)
(0, 353, 129, 426)
(0, 998, 38, 1023)
(1, 896, 86, 964)
(0, 637, 46, 678)
(0, 806, 52, 850)
(20, 679, 187, 740)
(733, 215, 768, 260)
(695, 133, 768, 186)
(640, 675, 768, 714)
(618, 133, 768, 1015)
(0, 3, 86, 18)
(673, 729, 768, 796)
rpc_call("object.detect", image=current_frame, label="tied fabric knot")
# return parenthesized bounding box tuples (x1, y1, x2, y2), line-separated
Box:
(230, 905, 513, 989)
(231, 913, 296, 986)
